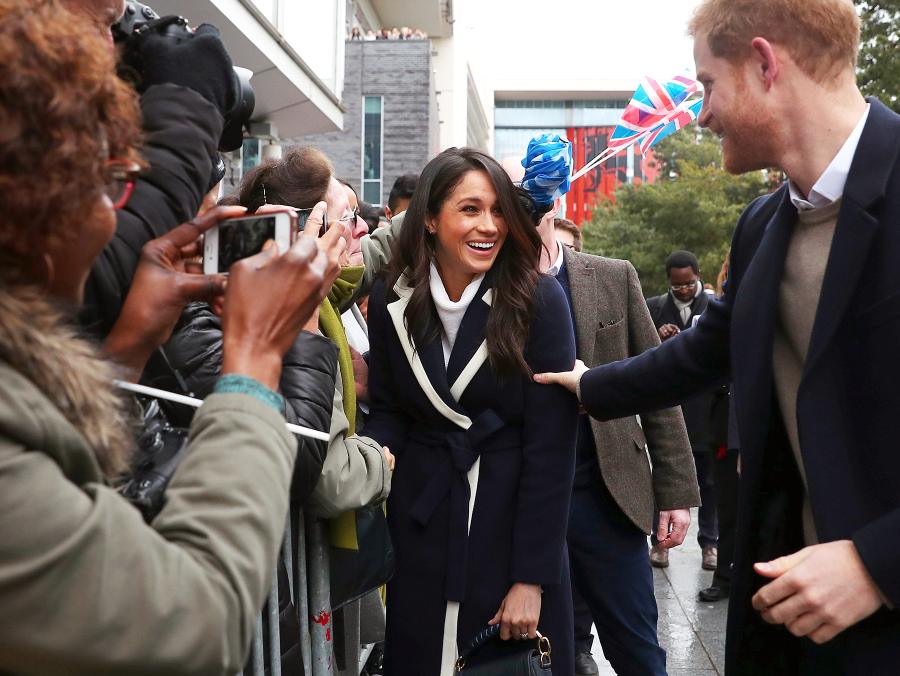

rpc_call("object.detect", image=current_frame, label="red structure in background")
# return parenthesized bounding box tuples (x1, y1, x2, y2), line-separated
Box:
(566, 126, 660, 226)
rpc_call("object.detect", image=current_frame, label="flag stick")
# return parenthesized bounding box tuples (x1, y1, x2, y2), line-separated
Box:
(571, 95, 704, 181)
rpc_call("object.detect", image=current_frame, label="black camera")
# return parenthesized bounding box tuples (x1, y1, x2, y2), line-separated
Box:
(112, 0, 255, 152)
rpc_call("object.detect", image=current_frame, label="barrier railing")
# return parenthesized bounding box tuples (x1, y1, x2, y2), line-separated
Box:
(240, 510, 383, 676)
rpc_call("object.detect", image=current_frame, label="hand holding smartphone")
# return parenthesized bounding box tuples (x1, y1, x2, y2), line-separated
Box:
(203, 209, 295, 274)
(219, 201, 345, 389)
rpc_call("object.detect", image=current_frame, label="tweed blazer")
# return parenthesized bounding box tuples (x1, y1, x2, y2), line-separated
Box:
(562, 246, 699, 533)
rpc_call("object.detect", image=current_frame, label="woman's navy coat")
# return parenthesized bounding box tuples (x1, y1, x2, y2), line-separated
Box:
(366, 272, 578, 676)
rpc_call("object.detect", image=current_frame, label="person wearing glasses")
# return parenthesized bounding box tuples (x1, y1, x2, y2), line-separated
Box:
(0, 2, 346, 671)
(643, 250, 718, 572)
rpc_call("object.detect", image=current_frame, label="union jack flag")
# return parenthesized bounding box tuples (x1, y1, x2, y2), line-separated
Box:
(638, 98, 704, 155)
(607, 75, 700, 150)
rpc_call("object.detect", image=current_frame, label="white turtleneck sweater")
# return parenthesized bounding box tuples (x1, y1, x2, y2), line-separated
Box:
(429, 262, 485, 367)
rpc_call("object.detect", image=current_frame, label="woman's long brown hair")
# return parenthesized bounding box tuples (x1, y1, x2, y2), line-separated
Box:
(385, 148, 541, 377)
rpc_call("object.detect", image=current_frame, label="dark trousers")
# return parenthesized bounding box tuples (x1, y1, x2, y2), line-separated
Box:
(652, 443, 717, 549)
(712, 449, 739, 586)
(572, 580, 594, 655)
(568, 479, 667, 676)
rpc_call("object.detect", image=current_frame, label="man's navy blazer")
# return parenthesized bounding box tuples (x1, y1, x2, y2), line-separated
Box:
(578, 98, 900, 674)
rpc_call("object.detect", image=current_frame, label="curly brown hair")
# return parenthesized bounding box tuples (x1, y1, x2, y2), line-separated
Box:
(0, 0, 142, 285)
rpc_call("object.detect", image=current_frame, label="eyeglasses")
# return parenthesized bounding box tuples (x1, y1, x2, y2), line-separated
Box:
(336, 207, 360, 225)
(103, 159, 142, 209)
(670, 282, 698, 291)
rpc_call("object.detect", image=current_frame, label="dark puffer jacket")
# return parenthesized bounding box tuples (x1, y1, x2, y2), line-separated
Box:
(82, 84, 223, 338)
(143, 303, 337, 502)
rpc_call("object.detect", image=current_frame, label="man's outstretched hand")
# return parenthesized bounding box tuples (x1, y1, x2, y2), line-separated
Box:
(533, 359, 589, 395)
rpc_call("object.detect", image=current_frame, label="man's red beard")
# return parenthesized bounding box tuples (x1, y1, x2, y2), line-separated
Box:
(718, 82, 783, 175)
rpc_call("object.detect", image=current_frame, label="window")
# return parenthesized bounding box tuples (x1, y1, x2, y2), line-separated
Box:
(362, 96, 383, 204)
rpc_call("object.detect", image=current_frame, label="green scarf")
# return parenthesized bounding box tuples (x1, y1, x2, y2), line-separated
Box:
(318, 265, 364, 435)
(320, 266, 367, 553)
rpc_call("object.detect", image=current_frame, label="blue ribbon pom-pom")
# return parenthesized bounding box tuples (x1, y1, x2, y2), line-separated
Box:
(520, 133, 573, 206)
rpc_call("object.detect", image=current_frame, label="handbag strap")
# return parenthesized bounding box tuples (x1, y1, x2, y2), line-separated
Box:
(455, 625, 552, 671)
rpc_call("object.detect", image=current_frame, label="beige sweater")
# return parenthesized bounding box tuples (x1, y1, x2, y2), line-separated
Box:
(772, 198, 842, 545)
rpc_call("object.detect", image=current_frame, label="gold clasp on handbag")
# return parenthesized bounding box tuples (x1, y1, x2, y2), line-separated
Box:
(536, 630, 552, 668)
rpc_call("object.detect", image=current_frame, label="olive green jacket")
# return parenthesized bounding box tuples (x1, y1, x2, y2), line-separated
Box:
(0, 361, 296, 675)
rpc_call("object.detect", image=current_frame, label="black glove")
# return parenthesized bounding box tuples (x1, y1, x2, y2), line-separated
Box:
(126, 20, 236, 119)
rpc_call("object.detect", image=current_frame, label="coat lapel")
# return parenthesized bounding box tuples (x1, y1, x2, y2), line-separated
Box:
(387, 275, 472, 429)
(803, 100, 895, 378)
(731, 188, 796, 438)
(564, 247, 601, 360)
(446, 281, 493, 402)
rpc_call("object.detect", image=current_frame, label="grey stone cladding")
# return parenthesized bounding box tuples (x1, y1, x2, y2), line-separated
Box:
(291, 39, 437, 206)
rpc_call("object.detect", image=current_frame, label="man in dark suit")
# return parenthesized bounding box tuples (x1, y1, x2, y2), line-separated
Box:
(645, 251, 718, 570)
(536, 1, 900, 673)
(535, 203, 700, 676)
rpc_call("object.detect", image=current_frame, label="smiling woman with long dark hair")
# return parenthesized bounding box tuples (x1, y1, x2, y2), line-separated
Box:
(365, 147, 579, 674)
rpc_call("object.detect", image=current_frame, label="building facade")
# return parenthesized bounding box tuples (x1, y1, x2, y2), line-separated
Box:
(494, 86, 660, 225)
(288, 0, 490, 206)
(294, 38, 438, 206)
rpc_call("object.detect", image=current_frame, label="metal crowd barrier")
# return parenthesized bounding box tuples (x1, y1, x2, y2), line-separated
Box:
(239, 510, 383, 676)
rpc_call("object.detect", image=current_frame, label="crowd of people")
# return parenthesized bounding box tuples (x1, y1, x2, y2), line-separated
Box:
(349, 26, 428, 41)
(1, 0, 898, 675)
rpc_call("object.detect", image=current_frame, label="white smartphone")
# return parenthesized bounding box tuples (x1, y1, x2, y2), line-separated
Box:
(203, 211, 294, 274)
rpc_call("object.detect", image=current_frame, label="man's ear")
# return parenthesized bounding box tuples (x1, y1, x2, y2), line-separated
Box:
(750, 37, 779, 90)
(549, 198, 561, 219)
(384, 206, 394, 222)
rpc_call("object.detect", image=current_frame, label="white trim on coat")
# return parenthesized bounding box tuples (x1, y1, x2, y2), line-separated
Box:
(388, 274, 492, 675)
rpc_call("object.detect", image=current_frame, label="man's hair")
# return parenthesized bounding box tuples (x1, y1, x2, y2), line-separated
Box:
(665, 250, 700, 275)
(387, 173, 419, 212)
(553, 218, 583, 252)
(688, 0, 860, 83)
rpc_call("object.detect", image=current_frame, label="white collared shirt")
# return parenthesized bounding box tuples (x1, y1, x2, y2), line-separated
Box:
(671, 281, 702, 325)
(546, 240, 566, 277)
(788, 104, 870, 210)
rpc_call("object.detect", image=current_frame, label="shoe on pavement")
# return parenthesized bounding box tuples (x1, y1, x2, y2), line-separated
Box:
(575, 650, 600, 676)
(702, 545, 718, 571)
(698, 583, 730, 602)
(649, 544, 669, 568)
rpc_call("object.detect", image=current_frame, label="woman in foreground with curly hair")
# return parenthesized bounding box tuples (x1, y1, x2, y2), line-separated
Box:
(0, 1, 343, 673)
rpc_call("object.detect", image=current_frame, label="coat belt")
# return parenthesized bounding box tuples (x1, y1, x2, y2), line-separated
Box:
(407, 410, 520, 601)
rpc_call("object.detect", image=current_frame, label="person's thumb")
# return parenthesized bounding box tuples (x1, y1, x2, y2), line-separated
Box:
(656, 515, 670, 544)
(754, 549, 808, 578)
(532, 371, 559, 385)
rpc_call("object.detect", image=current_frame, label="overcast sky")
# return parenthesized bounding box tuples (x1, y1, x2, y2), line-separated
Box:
(463, 0, 704, 90)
